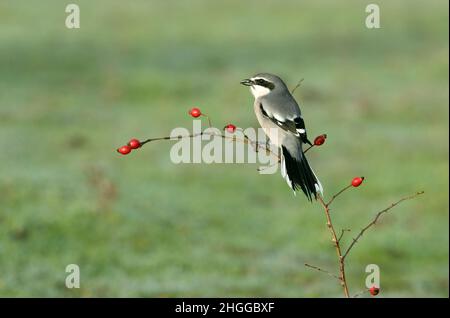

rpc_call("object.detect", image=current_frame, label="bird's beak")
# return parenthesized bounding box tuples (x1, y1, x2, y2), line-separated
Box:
(240, 79, 253, 86)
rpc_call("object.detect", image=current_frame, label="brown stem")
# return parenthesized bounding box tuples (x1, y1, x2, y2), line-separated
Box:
(291, 78, 304, 94)
(304, 263, 340, 281)
(139, 130, 281, 162)
(326, 184, 352, 206)
(140, 132, 203, 145)
(337, 229, 351, 243)
(317, 195, 350, 298)
(315, 189, 424, 298)
(202, 113, 212, 128)
(303, 144, 314, 154)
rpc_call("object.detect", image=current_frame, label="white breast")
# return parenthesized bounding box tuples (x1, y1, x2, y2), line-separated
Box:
(253, 101, 285, 148)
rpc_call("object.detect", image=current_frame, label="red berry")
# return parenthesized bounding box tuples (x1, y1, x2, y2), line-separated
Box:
(313, 134, 327, 146)
(225, 124, 237, 133)
(117, 145, 132, 155)
(369, 286, 380, 296)
(189, 107, 202, 118)
(351, 176, 365, 187)
(128, 138, 141, 149)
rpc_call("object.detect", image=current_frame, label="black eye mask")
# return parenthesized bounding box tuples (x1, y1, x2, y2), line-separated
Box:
(255, 79, 275, 90)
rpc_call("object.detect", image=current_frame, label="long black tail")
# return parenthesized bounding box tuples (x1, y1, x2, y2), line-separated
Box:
(281, 146, 322, 201)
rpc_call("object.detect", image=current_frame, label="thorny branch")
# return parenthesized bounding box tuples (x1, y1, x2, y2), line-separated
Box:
(326, 184, 352, 207)
(316, 194, 350, 297)
(291, 78, 305, 94)
(304, 263, 340, 281)
(121, 107, 324, 163)
(337, 229, 351, 243)
(118, 109, 425, 298)
(140, 129, 281, 163)
(306, 186, 424, 297)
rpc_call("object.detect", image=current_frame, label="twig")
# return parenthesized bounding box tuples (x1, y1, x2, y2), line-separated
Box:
(326, 184, 352, 207)
(131, 113, 324, 166)
(337, 229, 351, 243)
(234, 127, 260, 154)
(120, 109, 425, 298)
(291, 78, 304, 94)
(202, 113, 212, 128)
(140, 129, 281, 162)
(141, 132, 203, 145)
(342, 191, 425, 260)
(303, 144, 314, 154)
(316, 187, 424, 297)
(317, 195, 350, 298)
(304, 263, 340, 280)
(352, 289, 368, 298)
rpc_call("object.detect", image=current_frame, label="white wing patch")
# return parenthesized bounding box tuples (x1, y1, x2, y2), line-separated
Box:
(272, 112, 285, 123)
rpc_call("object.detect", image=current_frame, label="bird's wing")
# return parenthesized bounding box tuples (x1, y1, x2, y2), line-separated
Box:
(259, 102, 306, 138)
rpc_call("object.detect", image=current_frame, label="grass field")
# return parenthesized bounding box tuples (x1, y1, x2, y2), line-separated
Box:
(0, 0, 448, 297)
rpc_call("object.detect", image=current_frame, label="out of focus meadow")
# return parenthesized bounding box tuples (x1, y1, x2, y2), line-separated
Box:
(0, 0, 448, 297)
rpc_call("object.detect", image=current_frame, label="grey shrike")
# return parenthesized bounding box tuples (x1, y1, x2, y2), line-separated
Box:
(241, 73, 323, 201)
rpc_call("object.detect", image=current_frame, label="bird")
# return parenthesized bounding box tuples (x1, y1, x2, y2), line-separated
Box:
(240, 73, 323, 201)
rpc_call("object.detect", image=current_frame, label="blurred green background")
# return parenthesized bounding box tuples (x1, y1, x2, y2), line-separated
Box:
(0, 0, 448, 297)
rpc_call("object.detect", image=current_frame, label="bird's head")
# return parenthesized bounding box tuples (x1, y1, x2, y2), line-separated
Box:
(240, 73, 287, 98)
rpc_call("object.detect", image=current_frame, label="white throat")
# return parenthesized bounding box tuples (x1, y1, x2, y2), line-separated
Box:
(250, 85, 271, 99)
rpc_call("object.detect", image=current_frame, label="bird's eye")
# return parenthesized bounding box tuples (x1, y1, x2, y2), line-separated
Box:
(256, 79, 265, 85)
